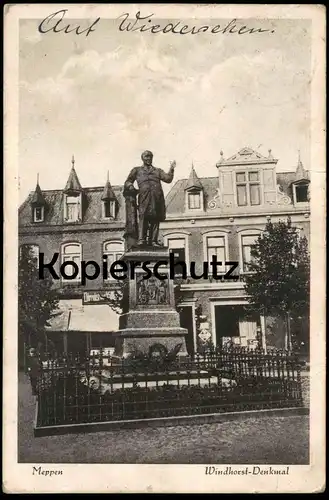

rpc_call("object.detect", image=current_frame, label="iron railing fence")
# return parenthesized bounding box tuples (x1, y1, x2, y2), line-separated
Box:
(34, 346, 304, 428)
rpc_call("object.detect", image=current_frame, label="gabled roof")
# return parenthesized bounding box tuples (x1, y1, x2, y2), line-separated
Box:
(217, 147, 277, 166)
(101, 174, 117, 201)
(19, 186, 125, 227)
(30, 183, 46, 205)
(185, 165, 203, 190)
(63, 166, 83, 193)
(295, 154, 309, 182)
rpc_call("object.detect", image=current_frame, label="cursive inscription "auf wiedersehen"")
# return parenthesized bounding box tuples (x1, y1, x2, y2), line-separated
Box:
(118, 12, 275, 35)
(37, 9, 275, 37)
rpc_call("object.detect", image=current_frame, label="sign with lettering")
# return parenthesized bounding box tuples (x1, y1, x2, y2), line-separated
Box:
(83, 290, 116, 305)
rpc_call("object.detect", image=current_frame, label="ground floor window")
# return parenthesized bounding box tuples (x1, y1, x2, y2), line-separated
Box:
(45, 332, 116, 355)
(214, 304, 260, 348)
(90, 333, 115, 351)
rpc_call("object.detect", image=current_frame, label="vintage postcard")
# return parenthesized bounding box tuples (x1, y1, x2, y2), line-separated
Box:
(3, 3, 326, 494)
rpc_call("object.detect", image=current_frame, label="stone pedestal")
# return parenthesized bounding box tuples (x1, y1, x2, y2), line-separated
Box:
(113, 246, 188, 357)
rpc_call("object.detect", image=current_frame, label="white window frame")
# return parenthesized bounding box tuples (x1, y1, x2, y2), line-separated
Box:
(235, 170, 262, 207)
(102, 200, 116, 220)
(163, 232, 190, 275)
(61, 242, 82, 283)
(292, 182, 309, 205)
(64, 194, 82, 223)
(33, 206, 44, 223)
(103, 240, 125, 281)
(202, 230, 229, 276)
(185, 189, 204, 213)
(238, 229, 262, 274)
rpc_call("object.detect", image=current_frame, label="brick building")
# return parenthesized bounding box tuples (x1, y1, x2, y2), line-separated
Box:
(160, 147, 310, 353)
(19, 157, 126, 353)
(18, 148, 310, 354)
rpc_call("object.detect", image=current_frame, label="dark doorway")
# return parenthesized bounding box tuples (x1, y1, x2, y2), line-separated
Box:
(67, 333, 88, 355)
(215, 305, 241, 343)
(179, 306, 194, 356)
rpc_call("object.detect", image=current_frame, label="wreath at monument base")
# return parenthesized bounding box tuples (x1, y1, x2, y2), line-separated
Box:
(128, 342, 183, 371)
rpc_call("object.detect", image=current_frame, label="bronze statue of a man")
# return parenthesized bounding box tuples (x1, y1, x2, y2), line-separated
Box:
(124, 151, 176, 247)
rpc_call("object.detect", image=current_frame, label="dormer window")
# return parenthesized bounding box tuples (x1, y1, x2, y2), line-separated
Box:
(101, 172, 118, 220)
(188, 191, 201, 210)
(102, 200, 116, 219)
(184, 165, 204, 213)
(63, 157, 83, 222)
(293, 182, 309, 203)
(33, 206, 44, 222)
(30, 178, 46, 223)
(236, 171, 261, 206)
(65, 194, 81, 222)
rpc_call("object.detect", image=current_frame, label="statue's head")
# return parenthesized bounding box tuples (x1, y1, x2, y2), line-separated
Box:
(141, 150, 153, 166)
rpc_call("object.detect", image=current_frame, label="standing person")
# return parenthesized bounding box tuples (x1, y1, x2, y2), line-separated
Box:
(27, 348, 41, 396)
(124, 151, 176, 247)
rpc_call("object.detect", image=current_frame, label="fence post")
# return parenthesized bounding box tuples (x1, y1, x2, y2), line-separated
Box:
(260, 314, 267, 354)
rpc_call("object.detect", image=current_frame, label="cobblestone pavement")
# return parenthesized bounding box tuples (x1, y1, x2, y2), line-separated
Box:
(18, 372, 309, 465)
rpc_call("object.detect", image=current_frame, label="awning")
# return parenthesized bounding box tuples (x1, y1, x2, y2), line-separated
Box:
(46, 300, 119, 333)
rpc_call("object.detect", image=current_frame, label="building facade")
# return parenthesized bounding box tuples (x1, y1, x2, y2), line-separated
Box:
(160, 147, 310, 353)
(19, 148, 310, 354)
(19, 158, 126, 353)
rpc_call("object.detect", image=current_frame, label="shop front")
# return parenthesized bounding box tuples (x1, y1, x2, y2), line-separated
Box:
(46, 296, 119, 354)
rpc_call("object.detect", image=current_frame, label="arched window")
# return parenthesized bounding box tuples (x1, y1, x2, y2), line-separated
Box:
(61, 243, 82, 282)
(202, 231, 229, 275)
(238, 230, 262, 273)
(103, 241, 124, 280)
(163, 232, 190, 275)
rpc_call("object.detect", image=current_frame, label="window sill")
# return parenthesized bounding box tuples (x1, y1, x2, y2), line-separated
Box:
(293, 201, 309, 206)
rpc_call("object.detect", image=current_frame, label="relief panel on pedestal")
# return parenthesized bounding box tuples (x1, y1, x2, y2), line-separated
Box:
(136, 275, 169, 306)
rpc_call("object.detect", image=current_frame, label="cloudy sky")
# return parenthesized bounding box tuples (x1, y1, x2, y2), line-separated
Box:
(19, 15, 311, 202)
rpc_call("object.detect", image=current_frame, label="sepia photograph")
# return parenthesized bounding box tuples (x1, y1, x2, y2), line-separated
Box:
(4, 3, 326, 494)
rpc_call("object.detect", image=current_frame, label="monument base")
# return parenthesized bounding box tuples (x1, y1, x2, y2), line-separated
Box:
(114, 329, 188, 358)
(114, 246, 188, 358)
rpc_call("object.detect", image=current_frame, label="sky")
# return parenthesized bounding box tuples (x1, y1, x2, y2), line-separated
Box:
(19, 15, 311, 203)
